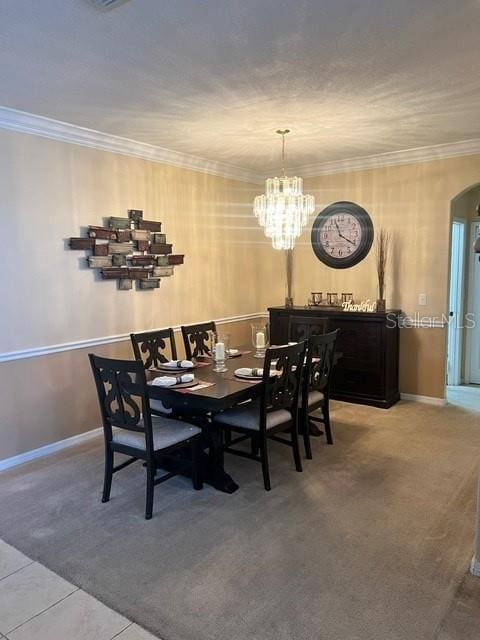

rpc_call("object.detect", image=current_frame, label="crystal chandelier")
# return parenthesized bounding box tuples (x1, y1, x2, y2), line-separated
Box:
(253, 129, 315, 250)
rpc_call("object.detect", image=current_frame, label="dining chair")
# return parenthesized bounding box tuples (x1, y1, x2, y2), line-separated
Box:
(130, 328, 177, 367)
(288, 315, 329, 342)
(181, 321, 216, 359)
(89, 354, 203, 520)
(130, 328, 177, 417)
(299, 330, 339, 459)
(212, 341, 307, 491)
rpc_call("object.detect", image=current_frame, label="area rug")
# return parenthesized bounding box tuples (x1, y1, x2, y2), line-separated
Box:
(1, 400, 480, 640)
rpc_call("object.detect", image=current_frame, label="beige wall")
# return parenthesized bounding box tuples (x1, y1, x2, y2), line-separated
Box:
(2, 127, 480, 461)
(0, 129, 279, 354)
(292, 156, 480, 317)
(277, 155, 480, 399)
(0, 128, 283, 461)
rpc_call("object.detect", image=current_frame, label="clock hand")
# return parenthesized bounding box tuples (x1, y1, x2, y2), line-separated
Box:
(335, 223, 356, 245)
(334, 219, 356, 246)
(341, 235, 356, 246)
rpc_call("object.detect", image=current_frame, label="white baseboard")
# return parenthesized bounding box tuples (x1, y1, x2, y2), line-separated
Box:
(0, 427, 103, 472)
(400, 393, 446, 406)
(471, 556, 480, 577)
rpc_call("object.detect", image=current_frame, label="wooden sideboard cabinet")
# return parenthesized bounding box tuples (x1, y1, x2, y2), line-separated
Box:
(268, 306, 401, 408)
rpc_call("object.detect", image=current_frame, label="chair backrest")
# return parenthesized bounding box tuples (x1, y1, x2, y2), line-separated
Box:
(89, 354, 154, 452)
(181, 321, 216, 359)
(130, 328, 177, 369)
(288, 315, 329, 342)
(303, 330, 338, 398)
(260, 342, 307, 427)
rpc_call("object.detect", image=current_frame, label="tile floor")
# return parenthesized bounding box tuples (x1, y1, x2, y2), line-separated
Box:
(0, 539, 159, 640)
(446, 384, 480, 411)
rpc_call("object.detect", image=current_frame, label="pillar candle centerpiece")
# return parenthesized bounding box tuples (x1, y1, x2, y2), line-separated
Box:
(251, 322, 269, 358)
(212, 333, 229, 372)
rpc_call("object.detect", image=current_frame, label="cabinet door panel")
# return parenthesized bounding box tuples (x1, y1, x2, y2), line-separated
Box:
(332, 368, 384, 398)
(334, 321, 382, 371)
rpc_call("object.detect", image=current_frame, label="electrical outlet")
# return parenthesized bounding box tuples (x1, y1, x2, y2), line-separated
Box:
(418, 293, 427, 306)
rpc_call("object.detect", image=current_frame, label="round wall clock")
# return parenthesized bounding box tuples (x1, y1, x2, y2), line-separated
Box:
(311, 201, 374, 269)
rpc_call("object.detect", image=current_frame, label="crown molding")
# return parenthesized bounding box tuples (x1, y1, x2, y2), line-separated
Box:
(0, 106, 261, 184)
(287, 138, 480, 179)
(2, 106, 480, 184)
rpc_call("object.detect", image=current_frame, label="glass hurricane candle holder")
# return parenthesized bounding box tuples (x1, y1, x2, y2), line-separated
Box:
(251, 323, 269, 358)
(212, 333, 229, 372)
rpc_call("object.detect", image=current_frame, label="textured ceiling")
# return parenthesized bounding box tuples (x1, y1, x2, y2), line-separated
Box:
(1, 0, 480, 175)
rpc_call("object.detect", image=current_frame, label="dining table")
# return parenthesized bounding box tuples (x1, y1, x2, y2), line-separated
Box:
(146, 348, 262, 493)
(145, 346, 341, 493)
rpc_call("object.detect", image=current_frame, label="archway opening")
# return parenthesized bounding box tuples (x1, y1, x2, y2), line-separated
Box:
(446, 182, 480, 409)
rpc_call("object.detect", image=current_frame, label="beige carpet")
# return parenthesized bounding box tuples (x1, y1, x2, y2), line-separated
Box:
(0, 400, 480, 640)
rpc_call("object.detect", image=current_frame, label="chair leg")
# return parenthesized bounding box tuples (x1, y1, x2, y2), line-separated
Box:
(191, 439, 203, 491)
(224, 429, 232, 447)
(260, 436, 271, 491)
(102, 448, 114, 503)
(323, 402, 333, 445)
(302, 413, 313, 460)
(251, 433, 259, 457)
(291, 422, 303, 472)
(145, 462, 155, 520)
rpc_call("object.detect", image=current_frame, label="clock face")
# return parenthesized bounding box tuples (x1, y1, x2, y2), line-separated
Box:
(317, 212, 363, 260)
(311, 201, 374, 269)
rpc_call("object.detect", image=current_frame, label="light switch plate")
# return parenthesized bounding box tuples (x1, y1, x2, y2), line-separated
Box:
(418, 293, 427, 306)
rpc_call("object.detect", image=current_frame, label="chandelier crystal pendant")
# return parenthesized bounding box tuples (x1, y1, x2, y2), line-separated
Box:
(253, 129, 315, 250)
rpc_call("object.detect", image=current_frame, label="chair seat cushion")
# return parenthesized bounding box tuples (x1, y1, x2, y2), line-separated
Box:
(149, 398, 173, 416)
(213, 404, 291, 431)
(112, 416, 201, 451)
(299, 390, 324, 408)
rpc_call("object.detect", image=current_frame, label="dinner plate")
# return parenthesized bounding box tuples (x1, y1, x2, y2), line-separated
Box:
(153, 364, 195, 373)
(172, 378, 199, 389)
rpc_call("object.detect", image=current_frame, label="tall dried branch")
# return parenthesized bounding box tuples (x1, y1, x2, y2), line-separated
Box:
(375, 229, 390, 300)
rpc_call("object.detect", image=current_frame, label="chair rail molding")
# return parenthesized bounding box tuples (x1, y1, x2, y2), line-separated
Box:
(0, 312, 269, 363)
(0, 105, 261, 184)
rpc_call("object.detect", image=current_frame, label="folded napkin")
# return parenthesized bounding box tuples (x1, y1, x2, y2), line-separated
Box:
(162, 359, 194, 369)
(235, 367, 264, 377)
(152, 373, 195, 387)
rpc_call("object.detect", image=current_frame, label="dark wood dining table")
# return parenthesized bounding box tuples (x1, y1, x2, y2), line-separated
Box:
(146, 348, 263, 492)
(146, 349, 262, 414)
(145, 346, 341, 492)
